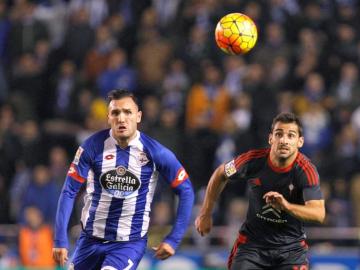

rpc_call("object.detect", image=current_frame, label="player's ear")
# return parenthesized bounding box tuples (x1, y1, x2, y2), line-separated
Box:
(107, 111, 111, 125)
(137, 111, 142, 123)
(268, 133, 273, 145)
(297, 136, 304, 148)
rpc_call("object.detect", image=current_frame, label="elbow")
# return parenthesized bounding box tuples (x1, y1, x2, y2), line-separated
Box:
(177, 180, 195, 201)
(316, 210, 326, 224)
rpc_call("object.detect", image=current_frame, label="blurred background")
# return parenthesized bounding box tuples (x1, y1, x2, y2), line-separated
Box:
(0, 0, 360, 269)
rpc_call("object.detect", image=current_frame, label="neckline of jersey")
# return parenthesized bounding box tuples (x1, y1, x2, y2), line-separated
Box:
(109, 129, 140, 148)
(267, 152, 299, 173)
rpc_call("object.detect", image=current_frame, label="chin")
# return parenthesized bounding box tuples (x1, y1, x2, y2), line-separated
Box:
(278, 156, 288, 162)
(114, 133, 127, 139)
(277, 153, 290, 160)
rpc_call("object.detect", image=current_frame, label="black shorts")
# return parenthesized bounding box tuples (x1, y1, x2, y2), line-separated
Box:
(228, 234, 309, 270)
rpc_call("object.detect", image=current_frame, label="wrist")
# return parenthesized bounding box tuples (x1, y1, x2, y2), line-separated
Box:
(283, 201, 292, 212)
(199, 209, 212, 216)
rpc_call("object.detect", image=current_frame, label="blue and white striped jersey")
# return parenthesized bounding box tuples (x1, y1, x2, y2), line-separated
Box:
(54, 129, 194, 249)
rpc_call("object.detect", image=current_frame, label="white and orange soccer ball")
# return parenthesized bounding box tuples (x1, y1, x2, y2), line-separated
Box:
(215, 13, 258, 55)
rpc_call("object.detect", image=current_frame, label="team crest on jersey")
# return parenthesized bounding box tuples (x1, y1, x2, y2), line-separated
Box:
(73, 147, 84, 165)
(224, 160, 237, 177)
(116, 166, 126, 175)
(137, 151, 149, 166)
(289, 183, 294, 195)
(100, 166, 141, 198)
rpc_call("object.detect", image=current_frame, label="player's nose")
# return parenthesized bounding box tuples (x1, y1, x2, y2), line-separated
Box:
(117, 112, 125, 122)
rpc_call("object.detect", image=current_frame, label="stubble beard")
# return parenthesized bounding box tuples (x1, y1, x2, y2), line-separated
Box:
(277, 148, 297, 166)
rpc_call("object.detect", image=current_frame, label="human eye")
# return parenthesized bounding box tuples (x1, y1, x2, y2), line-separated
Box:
(111, 110, 119, 116)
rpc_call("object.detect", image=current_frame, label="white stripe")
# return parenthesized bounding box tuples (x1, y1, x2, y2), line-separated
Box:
(81, 169, 94, 227)
(141, 167, 158, 237)
(124, 259, 134, 270)
(116, 145, 142, 241)
(93, 137, 117, 238)
(101, 266, 118, 270)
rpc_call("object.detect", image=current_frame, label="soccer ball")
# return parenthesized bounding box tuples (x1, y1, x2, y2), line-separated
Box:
(215, 13, 258, 55)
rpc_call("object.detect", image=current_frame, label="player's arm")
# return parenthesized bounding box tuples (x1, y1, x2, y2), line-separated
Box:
(53, 166, 85, 266)
(53, 146, 90, 266)
(263, 192, 325, 223)
(195, 163, 229, 236)
(155, 169, 194, 260)
(151, 147, 195, 260)
(153, 174, 194, 260)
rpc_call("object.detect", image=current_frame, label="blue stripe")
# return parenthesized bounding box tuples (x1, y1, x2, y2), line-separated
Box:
(84, 143, 105, 235)
(104, 146, 129, 240)
(129, 146, 154, 240)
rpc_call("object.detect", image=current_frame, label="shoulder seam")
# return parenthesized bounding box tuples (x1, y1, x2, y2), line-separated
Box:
(234, 149, 268, 168)
(296, 154, 318, 186)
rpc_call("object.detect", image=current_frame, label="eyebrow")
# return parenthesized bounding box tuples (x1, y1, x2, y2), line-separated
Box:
(110, 107, 133, 112)
(274, 129, 298, 134)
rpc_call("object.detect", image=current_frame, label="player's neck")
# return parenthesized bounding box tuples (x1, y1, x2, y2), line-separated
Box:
(115, 131, 138, 149)
(270, 152, 298, 169)
(117, 140, 129, 149)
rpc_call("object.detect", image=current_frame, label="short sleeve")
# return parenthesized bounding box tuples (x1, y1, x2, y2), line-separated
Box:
(224, 151, 254, 180)
(298, 162, 323, 201)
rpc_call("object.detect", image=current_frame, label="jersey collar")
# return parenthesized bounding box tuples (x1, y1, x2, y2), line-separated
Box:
(267, 152, 299, 173)
(109, 129, 141, 148)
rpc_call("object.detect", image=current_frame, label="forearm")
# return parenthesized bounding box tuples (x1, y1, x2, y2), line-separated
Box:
(285, 200, 325, 224)
(54, 176, 82, 248)
(54, 191, 76, 247)
(164, 180, 194, 250)
(200, 165, 228, 215)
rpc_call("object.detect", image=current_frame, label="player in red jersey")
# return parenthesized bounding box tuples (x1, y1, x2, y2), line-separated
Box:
(195, 112, 325, 270)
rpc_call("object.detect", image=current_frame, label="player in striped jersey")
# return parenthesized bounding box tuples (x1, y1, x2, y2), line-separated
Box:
(52, 89, 194, 270)
(195, 112, 325, 270)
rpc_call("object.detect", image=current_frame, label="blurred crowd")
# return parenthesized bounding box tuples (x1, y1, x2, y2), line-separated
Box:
(1, 0, 360, 267)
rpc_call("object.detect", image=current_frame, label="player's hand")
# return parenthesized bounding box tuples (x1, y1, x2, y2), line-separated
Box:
(263, 191, 289, 211)
(195, 213, 213, 236)
(52, 247, 68, 267)
(152, 242, 175, 260)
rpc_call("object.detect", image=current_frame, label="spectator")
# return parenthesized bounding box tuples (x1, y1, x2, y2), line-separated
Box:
(83, 24, 116, 83)
(20, 164, 60, 225)
(96, 47, 137, 98)
(19, 206, 55, 268)
(62, 8, 94, 68)
(49, 59, 83, 119)
(185, 62, 230, 132)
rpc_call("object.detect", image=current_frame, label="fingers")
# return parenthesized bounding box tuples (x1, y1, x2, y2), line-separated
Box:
(263, 192, 282, 203)
(53, 248, 68, 267)
(263, 191, 280, 199)
(195, 218, 204, 236)
(152, 243, 175, 260)
(153, 248, 171, 260)
(195, 216, 211, 237)
(60, 252, 68, 267)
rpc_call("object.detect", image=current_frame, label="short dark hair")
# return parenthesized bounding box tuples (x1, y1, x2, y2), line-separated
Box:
(107, 89, 140, 109)
(270, 112, 303, 137)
